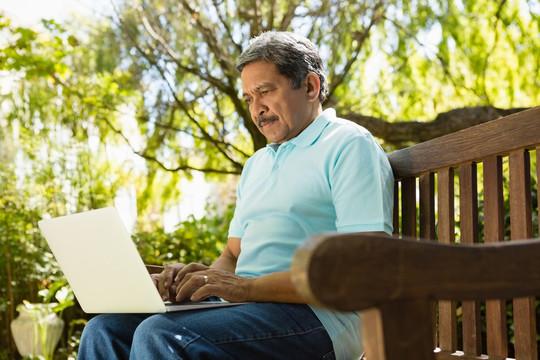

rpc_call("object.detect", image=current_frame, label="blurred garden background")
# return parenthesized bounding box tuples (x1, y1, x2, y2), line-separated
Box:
(0, 0, 539, 358)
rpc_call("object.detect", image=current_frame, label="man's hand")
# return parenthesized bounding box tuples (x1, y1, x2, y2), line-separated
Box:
(174, 263, 253, 303)
(152, 263, 186, 302)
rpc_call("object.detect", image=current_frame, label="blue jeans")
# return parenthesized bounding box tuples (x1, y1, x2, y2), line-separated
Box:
(78, 302, 335, 359)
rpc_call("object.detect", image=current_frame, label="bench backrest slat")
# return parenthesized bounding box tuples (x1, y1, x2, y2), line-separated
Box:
(436, 167, 458, 354)
(401, 177, 418, 237)
(459, 164, 482, 355)
(484, 156, 508, 357)
(508, 150, 536, 359)
(419, 173, 435, 240)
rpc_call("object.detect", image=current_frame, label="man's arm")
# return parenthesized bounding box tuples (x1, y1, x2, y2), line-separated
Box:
(175, 232, 388, 303)
(175, 266, 305, 304)
(209, 236, 240, 273)
(174, 236, 306, 303)
(220, 231, 389, 303)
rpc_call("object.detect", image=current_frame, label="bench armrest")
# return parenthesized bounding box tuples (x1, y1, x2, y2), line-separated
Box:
(291, 233, 540, 311)
(145, 265, 164, 275)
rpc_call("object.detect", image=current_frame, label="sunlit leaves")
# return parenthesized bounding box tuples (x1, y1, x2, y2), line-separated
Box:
(134, 204, 233, 266)
(364, 0, 540, 120)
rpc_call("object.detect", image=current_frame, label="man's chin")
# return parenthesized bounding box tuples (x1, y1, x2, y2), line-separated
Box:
(266, 135, 289, 144)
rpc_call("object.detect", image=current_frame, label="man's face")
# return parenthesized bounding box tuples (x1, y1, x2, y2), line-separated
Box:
(241, 61, 317, 144)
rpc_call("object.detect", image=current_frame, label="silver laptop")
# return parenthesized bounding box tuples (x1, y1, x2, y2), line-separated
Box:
(38, 207, 246, 313)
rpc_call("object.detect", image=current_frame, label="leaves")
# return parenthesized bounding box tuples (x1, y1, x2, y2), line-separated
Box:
(134, 204, 234, 266)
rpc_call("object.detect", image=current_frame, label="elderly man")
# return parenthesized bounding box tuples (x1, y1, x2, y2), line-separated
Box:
(79, 31, 394, 360)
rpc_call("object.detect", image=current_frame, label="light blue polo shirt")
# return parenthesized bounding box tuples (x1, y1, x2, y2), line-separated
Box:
(228, 108, 394, 359)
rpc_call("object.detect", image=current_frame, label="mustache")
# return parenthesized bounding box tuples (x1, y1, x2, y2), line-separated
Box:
(257, 115, 279, 128)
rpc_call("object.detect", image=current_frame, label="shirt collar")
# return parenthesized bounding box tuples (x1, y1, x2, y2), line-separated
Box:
(290, 108, 334, 147)
(266, 108, 334, 150)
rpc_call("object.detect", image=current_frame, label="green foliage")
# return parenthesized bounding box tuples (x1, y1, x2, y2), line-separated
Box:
(342, 0, 540, 121)
(0, 168, 62, 359)
(134, 204, 234, 266)
(0, 16, 143, 357)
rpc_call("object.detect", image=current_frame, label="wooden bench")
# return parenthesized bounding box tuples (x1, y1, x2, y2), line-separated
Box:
(291, 106, 540, 360)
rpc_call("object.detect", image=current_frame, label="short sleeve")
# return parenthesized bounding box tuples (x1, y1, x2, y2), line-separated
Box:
(228, 183, 245, 238)
(330, 134, 394, 234)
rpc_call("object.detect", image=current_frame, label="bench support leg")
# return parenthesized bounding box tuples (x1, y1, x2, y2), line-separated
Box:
(361, 299, 434, 360)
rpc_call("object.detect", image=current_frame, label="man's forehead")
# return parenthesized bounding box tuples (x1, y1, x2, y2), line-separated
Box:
(241, 62, 285, 94)
(242, 82, 276, 96)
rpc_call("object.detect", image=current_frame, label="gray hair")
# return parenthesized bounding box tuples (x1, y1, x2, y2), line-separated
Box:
(236, 32, 329, 103)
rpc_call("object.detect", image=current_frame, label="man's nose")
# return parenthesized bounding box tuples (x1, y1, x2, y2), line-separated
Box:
(251, 98, 267, 118)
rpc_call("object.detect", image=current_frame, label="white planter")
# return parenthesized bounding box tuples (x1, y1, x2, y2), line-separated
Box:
(10, 303, 64, 359)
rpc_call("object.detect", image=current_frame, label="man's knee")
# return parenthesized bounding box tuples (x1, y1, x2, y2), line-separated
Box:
(133, 316, 156, 340)
(79, 316, 117, 359)
(80, 314, 145, 359)
(132, 315, 172, 343)
(84, 315, 121, 336)
(82, 316, 107, 341)
(131, 315, 185, 358)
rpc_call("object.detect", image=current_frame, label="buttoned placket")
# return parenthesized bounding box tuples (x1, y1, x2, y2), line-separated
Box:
(266, 142, 293, 187)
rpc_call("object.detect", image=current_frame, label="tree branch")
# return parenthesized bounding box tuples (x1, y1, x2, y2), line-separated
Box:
(279, 0, 301, 31)
(101, 115, 241, 175)
(176, 0, 265, 152)
(153, 120, 251, 160)
(178, 0, 237, 79)
(381, 14, 465, 94)
(212, 0, 243, 54)
(344, 106, 529, 148)
(327, 1, 384, 102)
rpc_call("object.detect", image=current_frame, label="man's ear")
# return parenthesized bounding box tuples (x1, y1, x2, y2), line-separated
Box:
(305, 72, 320, 102)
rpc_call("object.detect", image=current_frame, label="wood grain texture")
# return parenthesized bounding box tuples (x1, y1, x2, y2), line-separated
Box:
(389, 106, 540, 178)
(458, 164, 482, 355)
(291, 234, 540, 311)
(436, 168, 457, 352)
(483, 157, 508, 357)
(362, 299, 435, 360)
(419, 173, 435, 240)
(508, 151, 536, 360)
(401, 177, 417, 237)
